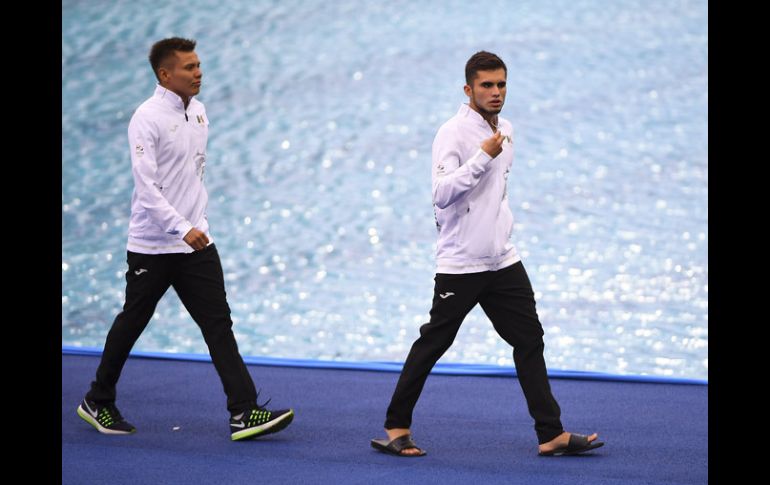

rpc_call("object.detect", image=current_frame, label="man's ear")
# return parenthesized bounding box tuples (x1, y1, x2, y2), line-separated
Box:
(463, 84, 472, 97)
(157, 67, 169, 83)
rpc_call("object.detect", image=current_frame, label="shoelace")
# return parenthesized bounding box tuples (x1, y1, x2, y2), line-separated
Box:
(255, 390, 272, 410)
(230, 391, 275, 422)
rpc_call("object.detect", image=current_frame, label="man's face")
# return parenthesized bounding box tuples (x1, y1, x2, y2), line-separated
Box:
(160, 50, 202, 100)
(464, 68, 507, 117)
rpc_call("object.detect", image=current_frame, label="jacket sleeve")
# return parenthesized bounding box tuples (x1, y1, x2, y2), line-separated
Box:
(431, 125, 493, 209)
(128, 114, 193, 239)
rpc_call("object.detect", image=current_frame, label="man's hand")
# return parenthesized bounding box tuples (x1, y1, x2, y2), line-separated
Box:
(183, 228, 210, 251)
(480, 131, 504, 158)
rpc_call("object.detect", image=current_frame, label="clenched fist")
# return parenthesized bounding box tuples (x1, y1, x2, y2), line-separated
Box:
(481, 131, 504, 158)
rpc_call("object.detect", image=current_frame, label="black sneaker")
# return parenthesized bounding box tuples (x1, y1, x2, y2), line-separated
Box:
(76, 398, 136, 435)
(230, 407, 294, 441)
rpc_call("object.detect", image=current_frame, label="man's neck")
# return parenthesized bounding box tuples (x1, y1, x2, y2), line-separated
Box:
(485, 114, 499, 131)
(469, 103, 498, 128)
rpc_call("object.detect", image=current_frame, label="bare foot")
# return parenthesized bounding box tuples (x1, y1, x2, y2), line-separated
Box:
(385, 428, 423, 456)
(538, 431, 599, 454)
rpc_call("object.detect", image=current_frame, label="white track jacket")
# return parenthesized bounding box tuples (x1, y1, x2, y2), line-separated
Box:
(432, 104, 520, 274)
(126, 85, 212, 254)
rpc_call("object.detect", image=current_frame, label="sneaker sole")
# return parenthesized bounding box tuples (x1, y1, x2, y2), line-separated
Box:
(231, 409, 294, 441)
(76, 405, 136, 435)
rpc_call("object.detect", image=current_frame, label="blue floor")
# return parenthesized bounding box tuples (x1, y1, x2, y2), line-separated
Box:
(62, 353, 708, 484)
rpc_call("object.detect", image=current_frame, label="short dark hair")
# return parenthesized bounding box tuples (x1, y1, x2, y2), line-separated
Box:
(465, 51, 507, 85)
(149, 37, 197, 81)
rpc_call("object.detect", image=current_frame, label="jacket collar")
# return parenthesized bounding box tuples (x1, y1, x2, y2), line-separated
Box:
(153, 84, 189, 112)
(458, 103, 492, 128)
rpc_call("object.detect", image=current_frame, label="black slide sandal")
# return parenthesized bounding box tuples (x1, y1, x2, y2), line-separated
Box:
(371, 434, 427, 457)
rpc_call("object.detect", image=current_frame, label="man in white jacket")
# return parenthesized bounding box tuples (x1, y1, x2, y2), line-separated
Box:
(372, 51, 603, 457)
(77, 37, 294, 441)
